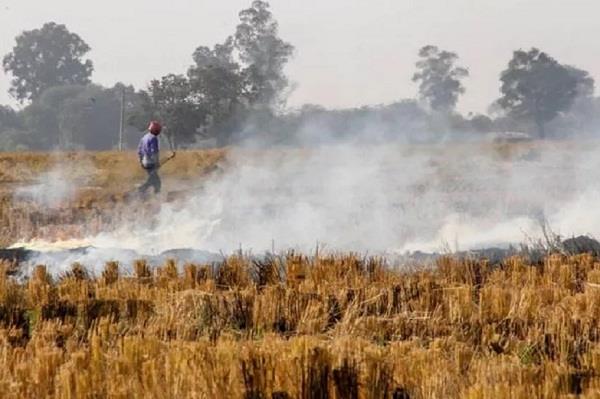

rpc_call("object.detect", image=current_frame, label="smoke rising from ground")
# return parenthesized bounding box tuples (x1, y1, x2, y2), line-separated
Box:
(14, 162, 93, 208)
(82, 138, 600, 257)
(12, 134, 600, 276)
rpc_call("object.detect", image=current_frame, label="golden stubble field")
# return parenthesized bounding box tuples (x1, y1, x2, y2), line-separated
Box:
(0, 149, 226, 246)
(1, 253, 600, 398)
(0, 143, 599, 398)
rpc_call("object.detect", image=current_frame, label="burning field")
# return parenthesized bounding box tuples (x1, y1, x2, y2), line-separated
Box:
(2, 142, 600, 397)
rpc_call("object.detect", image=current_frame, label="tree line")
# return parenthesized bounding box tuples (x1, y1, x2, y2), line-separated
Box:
(0, 1, 597, 151)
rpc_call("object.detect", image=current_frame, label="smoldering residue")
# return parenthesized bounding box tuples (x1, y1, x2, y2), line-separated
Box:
(14, 161, 95, 208)
(84, 139, 600, 255)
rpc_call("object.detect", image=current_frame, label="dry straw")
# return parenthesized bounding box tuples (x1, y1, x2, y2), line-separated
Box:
(0, 253, 595, 397)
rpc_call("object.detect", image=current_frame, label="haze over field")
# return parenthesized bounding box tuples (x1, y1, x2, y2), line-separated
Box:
(9, 140, 600, 275)
(2, 0, 600, 269)
(1, 0, 600, 113)
(4, 3, 600, 398)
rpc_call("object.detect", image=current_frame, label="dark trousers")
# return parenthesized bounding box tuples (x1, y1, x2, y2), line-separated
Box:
(139, 167, 161, 194)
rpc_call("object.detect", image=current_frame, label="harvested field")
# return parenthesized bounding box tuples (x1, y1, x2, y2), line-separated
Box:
(0, 254, 597, 397)
(0, 150, 226, 246)
(2, 143, 600, 397)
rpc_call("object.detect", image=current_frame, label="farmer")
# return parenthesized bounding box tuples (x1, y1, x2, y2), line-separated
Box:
(137, 121, 163, 194)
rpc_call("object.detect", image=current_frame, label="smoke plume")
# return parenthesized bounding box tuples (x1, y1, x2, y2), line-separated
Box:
(14, 161, 94, 208)
(84, 138, 600, 255)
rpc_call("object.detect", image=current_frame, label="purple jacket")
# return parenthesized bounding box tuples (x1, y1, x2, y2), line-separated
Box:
(138, 133, 159, 168)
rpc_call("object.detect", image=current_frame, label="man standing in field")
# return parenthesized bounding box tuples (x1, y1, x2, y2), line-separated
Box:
(137, 121, 163, 195)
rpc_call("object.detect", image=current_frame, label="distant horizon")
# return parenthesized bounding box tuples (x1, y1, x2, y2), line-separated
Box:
(1, 0, 599, 114)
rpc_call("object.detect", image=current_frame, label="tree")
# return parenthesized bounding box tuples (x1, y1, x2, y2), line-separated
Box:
(21, 85, 82, 149)
(20, 84, 124, 150)
(0, 106, 29, 151)
(412, 45, 469, 113)
(182, 1, 293, 147)
(59, 85, 123, 150)
(467, 114, 494, 133)
(567, 65, 595, 99)
(0, 106, 21, 131)
(234, 1, 294, 109)
(139, 74, 205, 148)
(188, 38, 245, 146)
(497, 48, 593, 138)
(3, 22, 94, 103)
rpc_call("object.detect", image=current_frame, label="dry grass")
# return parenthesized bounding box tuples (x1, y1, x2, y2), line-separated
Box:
(3, 144, 600, 397)
(0, 150, 226, 246)
(0, 254, 595, 397)
(0, 150, 226, 185)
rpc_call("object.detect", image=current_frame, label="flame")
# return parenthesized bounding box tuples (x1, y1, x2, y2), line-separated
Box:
(9, 238, 92, 252)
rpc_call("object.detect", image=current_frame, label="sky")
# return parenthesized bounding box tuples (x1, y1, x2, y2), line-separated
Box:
(0, 0, 598, 114)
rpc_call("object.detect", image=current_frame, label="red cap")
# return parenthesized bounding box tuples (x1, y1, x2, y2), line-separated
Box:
(148, 121, 162, 135)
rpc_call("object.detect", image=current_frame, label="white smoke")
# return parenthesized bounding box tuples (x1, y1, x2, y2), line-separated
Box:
(14, 161, 94, 208)
(15, 168, 76, 208)
(13, 136, 600, 272)
(79, 138, 600, 255)
(550, 188, 600, 238)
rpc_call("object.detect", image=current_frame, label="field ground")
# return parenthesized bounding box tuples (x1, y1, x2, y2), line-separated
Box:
(0, 140, 567, 248)
(0, 253, 599, 397)
(0, 149, 226, 247)
(1, 143, 600, 397)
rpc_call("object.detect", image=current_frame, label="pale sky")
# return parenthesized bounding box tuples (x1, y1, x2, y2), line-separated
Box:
(0, 0, 598, 114)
